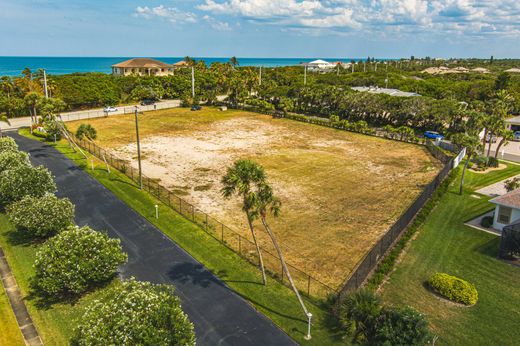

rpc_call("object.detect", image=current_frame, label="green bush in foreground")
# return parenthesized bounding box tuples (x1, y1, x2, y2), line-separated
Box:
(0, 165, 56, 205)
(7, 194, 75, 239)
(0, 149, 31, 173)
(34, 226, 127, 298)
(375, 306, 431, 346)
(340, 290, 431, 345)
(480, 215, 493, 228)
(71, 279, 195, 346)
(0, 137, 18, 153)
(428, 273, 478, 305)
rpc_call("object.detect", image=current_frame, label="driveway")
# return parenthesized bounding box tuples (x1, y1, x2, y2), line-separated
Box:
(10, 133, 296, 346)
(486, 138, 520, 163)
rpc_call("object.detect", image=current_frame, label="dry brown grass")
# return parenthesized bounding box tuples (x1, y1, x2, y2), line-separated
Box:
(67, 107, 442, 288)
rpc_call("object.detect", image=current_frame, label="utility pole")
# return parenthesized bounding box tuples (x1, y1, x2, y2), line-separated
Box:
(375, 62, 378, 72)
(134, 106, 143, 189)
(191, 66, 195, 99)
(363, 62, 366, 72)
(352, 63, 354, 73)
(259, 66, 262, 86)
(43, 69, 48, 98)
(304, 65, 307, 85)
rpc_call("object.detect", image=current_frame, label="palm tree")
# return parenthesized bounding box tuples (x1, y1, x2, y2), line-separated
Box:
(0, 114, 10, 137)
(221, 160, 267, 285)
(495, 129, 514, 159)
(452, 133, 482, 195)
(184, 56, 195, 67)
(230, 56, 239, 68)
(253, 181, 310, 318)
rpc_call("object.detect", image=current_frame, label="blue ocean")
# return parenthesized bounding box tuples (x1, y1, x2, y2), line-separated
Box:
(0, 56, 387, 76)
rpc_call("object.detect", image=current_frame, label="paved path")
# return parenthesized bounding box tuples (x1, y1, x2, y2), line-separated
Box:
(11, 133, 296, 346)
(0, 248, 43, 346)
(1, 99, 181, 130)
(476, 173, 520, 197)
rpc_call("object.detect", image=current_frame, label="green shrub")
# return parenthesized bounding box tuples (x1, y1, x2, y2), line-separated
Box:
(44, 121, 63, 141)
(340, 290, 382, 343)
(71, 279, 195, 346)
(428, 273, 478, 305)
(7, 194, 75, 239)
(0, 150, 31, 173)
(34, 226, 127, 298)
(75, 124, 97, 141)
(487, 157, 499, 168)
(480, 215, 493, 228)
(340, 290, 431, 345)
(0, 137, 18, 153)
(375, 306, 431, 346)
(0, 165, 56, 205)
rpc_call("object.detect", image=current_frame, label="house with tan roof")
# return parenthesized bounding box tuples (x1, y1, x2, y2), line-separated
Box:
(490, 189, 520, 230)
(112, 58, 174, 76)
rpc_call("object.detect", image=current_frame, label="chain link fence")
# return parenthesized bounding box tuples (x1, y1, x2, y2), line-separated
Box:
(338, 148, 456, 298)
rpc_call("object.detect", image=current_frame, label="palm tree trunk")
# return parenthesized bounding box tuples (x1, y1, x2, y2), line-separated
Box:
(495, 139, 505, 159)
(247, 214, 267, 285)
(487, 136, 492, 157)
(482, 129, 488, 154)
(459, 155, 470, 195)
(260, 217, 309, 316)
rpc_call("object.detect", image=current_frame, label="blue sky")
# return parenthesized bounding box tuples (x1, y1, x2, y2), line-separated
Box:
(1, 0, 520, 58)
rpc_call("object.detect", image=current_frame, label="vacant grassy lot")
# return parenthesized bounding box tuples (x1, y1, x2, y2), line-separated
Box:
(381, 163, 520, 345)
(68, 107, 441, 288)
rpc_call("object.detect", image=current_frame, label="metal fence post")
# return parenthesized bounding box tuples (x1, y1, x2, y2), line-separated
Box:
(221, 224, 224, 242)
(307, 275, 311, 295)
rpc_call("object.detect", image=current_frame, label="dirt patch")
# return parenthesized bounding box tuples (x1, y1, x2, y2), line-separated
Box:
(469, 163, 507, 174)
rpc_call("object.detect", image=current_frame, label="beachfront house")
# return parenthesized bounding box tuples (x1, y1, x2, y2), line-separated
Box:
(112, 58, 174, 76)
(306, 59, 336, 71)
(490, 189, 520, 231)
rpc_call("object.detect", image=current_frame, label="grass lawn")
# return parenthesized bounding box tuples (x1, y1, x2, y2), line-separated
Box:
(19, 128, 345, 345)
(66, 107, 441, 288)
(0, 213, 116, 345)
(0, 270, 24, 346)
(380, 162, 520, 345)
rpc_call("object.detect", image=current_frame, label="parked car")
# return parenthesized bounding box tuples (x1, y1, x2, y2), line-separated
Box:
(103, 106, 118, 113)
(424, 131, 444, 140)
(191, 105, 202, 111)
(140, 99, 156, 106)
(514, 131, 520, 141)
(485, 133, 497, 143)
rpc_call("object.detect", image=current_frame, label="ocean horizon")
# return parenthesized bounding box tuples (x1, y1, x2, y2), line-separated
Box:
(0, 56, 397, 76)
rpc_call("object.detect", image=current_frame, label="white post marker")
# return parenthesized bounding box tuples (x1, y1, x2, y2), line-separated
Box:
(304, 312, 312, 340)
(91, 159, 94, 171)
(155, 204, 159, 219)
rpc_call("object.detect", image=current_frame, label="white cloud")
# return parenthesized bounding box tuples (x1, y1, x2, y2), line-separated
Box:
(196, 0, 520, 37)
(135, 5, 197, 24)
(202, 15, 232, 31)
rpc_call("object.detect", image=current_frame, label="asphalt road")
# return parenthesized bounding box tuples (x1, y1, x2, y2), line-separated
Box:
(11, 133, 296, 346)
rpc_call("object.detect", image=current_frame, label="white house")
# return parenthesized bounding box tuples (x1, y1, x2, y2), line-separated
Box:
(490, 189, 520, 230)
(306, 59, 336, 71)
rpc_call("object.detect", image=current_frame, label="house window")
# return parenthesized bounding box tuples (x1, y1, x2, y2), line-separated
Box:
(498, 206, 512, 224)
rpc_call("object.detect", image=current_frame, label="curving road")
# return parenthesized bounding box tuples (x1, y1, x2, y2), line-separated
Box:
(11, 133, 296, 346)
